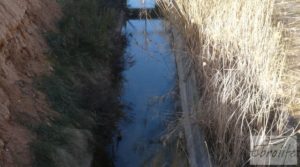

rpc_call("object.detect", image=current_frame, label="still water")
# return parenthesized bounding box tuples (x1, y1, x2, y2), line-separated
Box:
(127, 0, 156, 8)
(113, 1, 177, 166)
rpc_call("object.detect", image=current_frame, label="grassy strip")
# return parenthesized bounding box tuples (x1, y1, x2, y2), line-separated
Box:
(31, 0, 125, 166)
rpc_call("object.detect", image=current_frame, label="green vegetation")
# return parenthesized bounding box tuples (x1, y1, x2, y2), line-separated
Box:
(31, 0, 125, 166)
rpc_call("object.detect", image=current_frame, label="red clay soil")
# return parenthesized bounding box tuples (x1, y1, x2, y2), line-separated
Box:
(0, 0, 61, 166)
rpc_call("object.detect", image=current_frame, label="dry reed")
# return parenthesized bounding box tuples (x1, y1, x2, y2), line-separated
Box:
(158, 0, 300, 166)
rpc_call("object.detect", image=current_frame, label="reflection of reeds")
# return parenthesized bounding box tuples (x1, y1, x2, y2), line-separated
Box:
(158, 0, 300, 166)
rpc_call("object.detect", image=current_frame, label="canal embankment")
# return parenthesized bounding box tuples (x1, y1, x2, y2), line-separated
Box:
(29, 0, 126, 167)
(169, 27, 211, 167)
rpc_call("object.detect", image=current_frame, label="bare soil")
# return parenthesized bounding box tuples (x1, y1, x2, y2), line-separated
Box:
(0, 0, 61, 166)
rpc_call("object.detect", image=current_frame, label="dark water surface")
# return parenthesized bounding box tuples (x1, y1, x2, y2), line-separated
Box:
(113, 1, 177, 166)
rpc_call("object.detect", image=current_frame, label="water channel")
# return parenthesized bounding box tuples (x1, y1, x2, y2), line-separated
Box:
(113, 0, 178, 166)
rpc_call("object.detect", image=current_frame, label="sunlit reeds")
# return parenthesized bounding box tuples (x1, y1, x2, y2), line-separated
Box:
(158, 0, 300, 166)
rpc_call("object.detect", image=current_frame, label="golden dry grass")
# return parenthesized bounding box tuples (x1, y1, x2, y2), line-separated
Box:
(158, 0, 300, 166)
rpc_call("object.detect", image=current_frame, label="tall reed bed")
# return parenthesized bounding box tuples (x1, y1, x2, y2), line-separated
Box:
(158, 0, 299, 166)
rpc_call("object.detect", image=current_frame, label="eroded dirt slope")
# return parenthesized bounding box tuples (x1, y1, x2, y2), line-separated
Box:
(0, 0, 60, 166)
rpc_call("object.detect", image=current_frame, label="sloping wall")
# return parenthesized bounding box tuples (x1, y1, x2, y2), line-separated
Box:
(169, 26, 211, 167)
(0, 0, 60, 166)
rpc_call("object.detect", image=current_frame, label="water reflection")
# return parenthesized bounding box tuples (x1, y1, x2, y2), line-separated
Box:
(127, 0, 156, 9)
(114, 19, 176, 167)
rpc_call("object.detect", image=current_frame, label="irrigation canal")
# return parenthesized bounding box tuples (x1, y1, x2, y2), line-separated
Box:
(112, 0, 178, 166)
